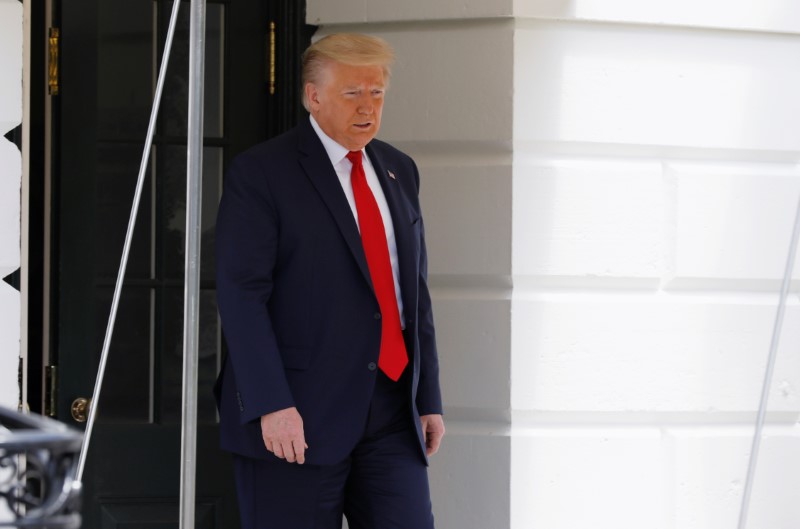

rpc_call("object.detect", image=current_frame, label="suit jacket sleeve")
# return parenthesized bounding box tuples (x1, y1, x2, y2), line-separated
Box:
(413, 165, 444, 417)
(216, 153, 295, 424)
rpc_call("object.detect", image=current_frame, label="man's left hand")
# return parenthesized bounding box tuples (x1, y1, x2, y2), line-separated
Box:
(420, 414, 445, 457)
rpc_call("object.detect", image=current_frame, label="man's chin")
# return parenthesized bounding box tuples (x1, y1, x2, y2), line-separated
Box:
(347, 132, 378, 150)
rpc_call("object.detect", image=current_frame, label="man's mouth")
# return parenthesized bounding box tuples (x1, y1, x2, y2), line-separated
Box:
(353, 122, 372, 129)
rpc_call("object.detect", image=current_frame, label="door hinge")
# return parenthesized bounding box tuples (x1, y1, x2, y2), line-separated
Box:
(44, 365, 58, 418)
(18, 355, 26, 414)
(269, 21, 276, 95)
(48, 27, 60, 96)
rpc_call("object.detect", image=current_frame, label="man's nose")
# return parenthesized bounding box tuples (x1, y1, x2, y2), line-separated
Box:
(357, 96, 373, 114)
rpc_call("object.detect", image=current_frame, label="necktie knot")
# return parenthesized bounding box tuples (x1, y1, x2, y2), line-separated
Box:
(347, 151, 362, 167)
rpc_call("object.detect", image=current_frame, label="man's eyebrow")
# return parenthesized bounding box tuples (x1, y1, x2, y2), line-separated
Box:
(341, 83, 385, 92)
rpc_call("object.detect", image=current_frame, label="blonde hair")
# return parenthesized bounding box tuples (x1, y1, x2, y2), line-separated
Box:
(302, 33, 395, 110)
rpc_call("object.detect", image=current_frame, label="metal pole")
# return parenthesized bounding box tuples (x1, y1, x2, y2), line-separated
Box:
(736, 190, 800, 529)
(76, 0, 183, 483)
(180, 0, 206, 527)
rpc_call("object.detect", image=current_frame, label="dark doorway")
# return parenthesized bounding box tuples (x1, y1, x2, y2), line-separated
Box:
(41, 1, 314, 526)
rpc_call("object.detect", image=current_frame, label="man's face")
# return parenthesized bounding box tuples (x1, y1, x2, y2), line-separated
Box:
(306, 61, 386, 151)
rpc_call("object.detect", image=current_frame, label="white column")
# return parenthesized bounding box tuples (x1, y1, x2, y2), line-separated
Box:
(0, 0, 23, 410)
(511, 1, 800, 528)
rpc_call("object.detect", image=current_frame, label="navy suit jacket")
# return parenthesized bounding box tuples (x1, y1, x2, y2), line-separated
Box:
(215, 118, 443, 466)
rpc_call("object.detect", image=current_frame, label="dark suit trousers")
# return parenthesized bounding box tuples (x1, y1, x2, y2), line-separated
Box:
(232, 369, 435, 529)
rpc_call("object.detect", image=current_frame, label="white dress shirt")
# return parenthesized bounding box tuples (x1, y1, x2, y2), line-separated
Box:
(309, 115, 405, 325)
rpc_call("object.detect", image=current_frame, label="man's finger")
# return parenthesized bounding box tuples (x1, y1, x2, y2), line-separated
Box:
(293, 440, 307, 464)
(273, 444, 285, 459)
(283, 441, 297, 463)
(426, 432, 442, 456)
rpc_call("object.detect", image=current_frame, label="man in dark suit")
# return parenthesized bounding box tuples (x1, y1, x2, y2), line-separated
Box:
(215, 33, 445, 529)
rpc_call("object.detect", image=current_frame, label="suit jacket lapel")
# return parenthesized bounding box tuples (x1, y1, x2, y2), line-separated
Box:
(366, 144, 419, 322)
(298, 121, 373, 289)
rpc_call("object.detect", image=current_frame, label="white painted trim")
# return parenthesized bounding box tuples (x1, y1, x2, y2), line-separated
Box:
(20, 0, 32, 413)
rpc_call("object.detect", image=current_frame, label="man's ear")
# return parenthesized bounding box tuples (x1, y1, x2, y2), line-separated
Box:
(305, 83, 319, 111)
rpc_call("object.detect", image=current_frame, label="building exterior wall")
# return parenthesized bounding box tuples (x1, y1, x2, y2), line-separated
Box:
(0, 0, 23, 410)
(306, 1, 800, 528)
(511, 14, 800, 528)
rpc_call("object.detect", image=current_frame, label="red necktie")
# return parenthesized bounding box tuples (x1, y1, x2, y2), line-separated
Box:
(347, 151, 408, 381)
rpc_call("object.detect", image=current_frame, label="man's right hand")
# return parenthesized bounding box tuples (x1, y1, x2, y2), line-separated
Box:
(260, 407, 308, 464)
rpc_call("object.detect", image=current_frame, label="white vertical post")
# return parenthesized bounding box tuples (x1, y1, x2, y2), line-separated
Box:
(180, 0, 206, 527)
(736, 191, 800, 529)
(21, 0, 33, 414)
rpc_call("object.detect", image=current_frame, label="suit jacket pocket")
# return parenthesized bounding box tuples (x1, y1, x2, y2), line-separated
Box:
(410, 216, 421, 251)
(279, 345, 313, 370)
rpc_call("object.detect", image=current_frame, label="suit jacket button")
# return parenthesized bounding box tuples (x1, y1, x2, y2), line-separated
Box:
(374, 312, 381, 320)
(368, 362, 377, 371)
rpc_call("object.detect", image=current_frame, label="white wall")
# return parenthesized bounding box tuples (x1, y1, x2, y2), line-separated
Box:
(0, 0, 23, 410)
(511, 12, 800, 529)
(0, 0, 23, 523)
(307, 1, 800, 528)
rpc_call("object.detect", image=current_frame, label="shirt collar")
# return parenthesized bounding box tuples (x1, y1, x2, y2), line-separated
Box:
(309, 115, 362, 166)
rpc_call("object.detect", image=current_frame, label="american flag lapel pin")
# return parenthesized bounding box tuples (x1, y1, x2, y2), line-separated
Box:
(388, 170, 396, 180)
